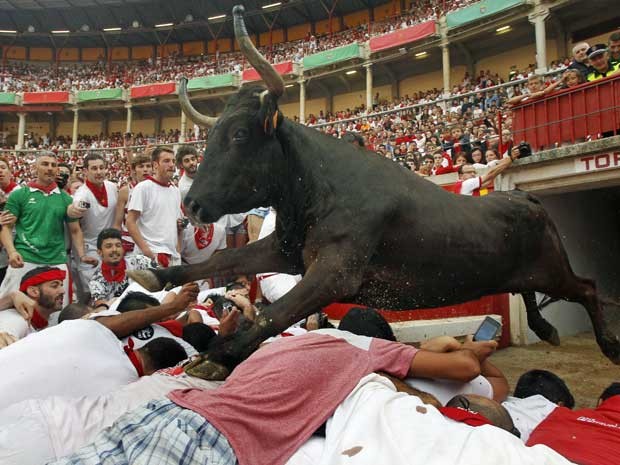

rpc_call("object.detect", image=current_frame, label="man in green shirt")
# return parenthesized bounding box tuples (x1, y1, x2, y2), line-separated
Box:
(0, 151, 96, 306)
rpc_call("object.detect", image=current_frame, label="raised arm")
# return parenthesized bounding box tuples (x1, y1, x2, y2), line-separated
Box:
(95, 282, 199, 338)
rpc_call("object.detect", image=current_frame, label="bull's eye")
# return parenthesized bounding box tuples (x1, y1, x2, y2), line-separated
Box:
(233, 128, 249, 143)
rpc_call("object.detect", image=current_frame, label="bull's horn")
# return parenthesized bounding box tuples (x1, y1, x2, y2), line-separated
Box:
(178, 77, 218, 128)
(233, 5, 284, 98)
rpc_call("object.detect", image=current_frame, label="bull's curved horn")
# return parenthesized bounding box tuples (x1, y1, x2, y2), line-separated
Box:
(233, 5, 284, 98)
(178, 77, 218, 128)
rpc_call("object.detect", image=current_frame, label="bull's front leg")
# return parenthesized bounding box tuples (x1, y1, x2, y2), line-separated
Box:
(128, 233, 302, 291)
(186, 243, 367, 380)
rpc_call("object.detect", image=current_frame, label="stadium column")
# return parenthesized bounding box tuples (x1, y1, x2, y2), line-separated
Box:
(528, 1, 550, 73)
(364, 62, 373, 110)
(179, 109, 187, 143)
(439, 16, 450, 97)
(125, 103, 133, 134)
(71, 107, 79, 149)
(15, 112, 26, 150)
(298, 78, 306, 124)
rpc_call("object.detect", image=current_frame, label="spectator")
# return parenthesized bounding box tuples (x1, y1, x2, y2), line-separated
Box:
(71, 153, 119, 303)
(0, 151, 95, 305)
(126, 146, 182, 268)
(112, 153, 152, 254)
(609, 31, 620, 64)
(455, 147, 520, 196)
(585, 44, 620, 81)
(0, 266, 65, 347)
(176, 145, 199, 203)
(88, 228, 152, 309)
(561, 68, 584, 87)
(567, 42, 591, 80)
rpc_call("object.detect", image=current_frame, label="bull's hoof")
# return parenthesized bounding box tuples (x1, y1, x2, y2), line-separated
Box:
(547, 327, 561, 346)
(600, 335, 620, 365)
(127, 269, 164, 292)
(184, 356, 230, 380)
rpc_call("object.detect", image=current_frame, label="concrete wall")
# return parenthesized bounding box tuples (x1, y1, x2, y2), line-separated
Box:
(525, 187, 620, 342)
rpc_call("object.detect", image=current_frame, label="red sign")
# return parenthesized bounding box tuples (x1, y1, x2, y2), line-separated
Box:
(130, 82, 176, 99)
(576, 152, 620, 172)
(242, 61, 293, 82)
(369, 21, 437, 52)
(22, 91, 70, 104)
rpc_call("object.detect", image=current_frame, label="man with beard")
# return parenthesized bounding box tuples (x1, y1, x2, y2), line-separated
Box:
(176, 145, 198, 203)
(126, 146, 182, 268)
(71, 153, 119, 303)
(113, 153, 152, 254)
(89, 228, 152, 309)
(0, 266, 65, 347)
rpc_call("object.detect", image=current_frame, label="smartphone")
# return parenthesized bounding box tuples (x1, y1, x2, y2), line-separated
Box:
(78, 201, 91, 209)
(473, 316, 502, 341)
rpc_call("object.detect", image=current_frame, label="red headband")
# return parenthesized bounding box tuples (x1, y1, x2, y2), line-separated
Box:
(19, 269, 66, 292)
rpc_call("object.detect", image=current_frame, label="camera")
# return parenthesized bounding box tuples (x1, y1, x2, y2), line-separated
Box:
(56, 172, 70, 190)
(517, 141, 532, 158)
(78, 200, 91, 209)
(181, 218, 190, 228)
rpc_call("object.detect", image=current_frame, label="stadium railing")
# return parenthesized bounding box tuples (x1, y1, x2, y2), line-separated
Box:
(511, 74, 620, 151)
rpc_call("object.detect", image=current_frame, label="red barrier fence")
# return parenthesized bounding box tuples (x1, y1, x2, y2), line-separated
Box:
(324, 294, 511, 348)
(512, 74, 620, 151)
(369, 21, 437, 52)
(130, 82, 176, 99)
(243, 61, 294, 81)
(22, 91, 70, 104)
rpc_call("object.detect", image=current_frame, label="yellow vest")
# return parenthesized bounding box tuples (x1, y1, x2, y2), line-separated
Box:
(586, 61, 620, 82)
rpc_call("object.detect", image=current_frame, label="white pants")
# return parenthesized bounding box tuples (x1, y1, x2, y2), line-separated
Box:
(0, 399, 55, 465)
(0, 261, 70, 307)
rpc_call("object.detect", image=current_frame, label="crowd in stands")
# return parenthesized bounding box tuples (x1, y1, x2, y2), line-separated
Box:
(1, 0, 475, 93)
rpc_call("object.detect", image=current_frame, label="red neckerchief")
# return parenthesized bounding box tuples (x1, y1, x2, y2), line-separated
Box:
(28, 181, 58, 195)
(85, 179, 108, 207)
(31, 308, 49, 330)
(195, 303, 217, 319)
(123, 338, 145, 376)
(145, 175, 171, 187)
(194, 224, 214, 250)
(1, 181, 17, 194)
(101, 258, 127, 283)
(439, 407, 493, 427)
(156, 320, 184, 338)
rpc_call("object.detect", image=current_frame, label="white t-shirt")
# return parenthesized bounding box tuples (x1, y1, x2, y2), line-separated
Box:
(405, 374, 493, 406)
(181, 223, 226, 264)
(127, 179, 182, 257)
(0, 369, 221, 465)
(0, 184, 20, 268)
(72, 180, 118, 251)
(178, 173, 193, 203)
(0, 319, 138, 410)
(458, 176, 482, 196)
(0, 308, 34, 341)
(502, 395, 557, 443)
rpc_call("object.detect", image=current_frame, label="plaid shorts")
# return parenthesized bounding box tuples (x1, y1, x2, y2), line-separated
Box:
(48, 399, 237, 465)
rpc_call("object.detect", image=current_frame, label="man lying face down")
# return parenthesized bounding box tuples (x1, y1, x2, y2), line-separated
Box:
(50, 322, 571, 465)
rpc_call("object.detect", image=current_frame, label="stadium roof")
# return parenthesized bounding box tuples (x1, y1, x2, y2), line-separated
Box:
(0, 0, 385, 47)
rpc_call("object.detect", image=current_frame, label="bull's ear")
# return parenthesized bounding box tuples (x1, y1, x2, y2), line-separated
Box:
(258, 91, 283, 137)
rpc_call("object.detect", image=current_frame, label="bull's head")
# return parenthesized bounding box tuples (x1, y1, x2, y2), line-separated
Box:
(181, 4, 285, 224)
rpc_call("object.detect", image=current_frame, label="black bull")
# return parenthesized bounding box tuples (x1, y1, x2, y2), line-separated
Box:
(130, 6, 620, 379)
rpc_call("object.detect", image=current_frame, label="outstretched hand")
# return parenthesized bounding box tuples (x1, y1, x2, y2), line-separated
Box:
(461, 335, 498, 363)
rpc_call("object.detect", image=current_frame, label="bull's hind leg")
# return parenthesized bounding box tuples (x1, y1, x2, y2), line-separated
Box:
(549, 276, 620, 364)
(521, 291, 561, 346)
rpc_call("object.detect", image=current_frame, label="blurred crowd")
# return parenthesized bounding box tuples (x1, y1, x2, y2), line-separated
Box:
(1, 0, 473, 92)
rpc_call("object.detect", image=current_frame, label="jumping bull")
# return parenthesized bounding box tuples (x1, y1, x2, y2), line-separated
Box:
(130, 5, 620, 378)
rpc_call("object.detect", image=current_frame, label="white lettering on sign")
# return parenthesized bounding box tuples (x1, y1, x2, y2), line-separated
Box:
(575, 152, 620, 172)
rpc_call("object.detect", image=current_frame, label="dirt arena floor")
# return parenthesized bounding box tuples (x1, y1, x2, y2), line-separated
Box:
(492, 332, 618, 408)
